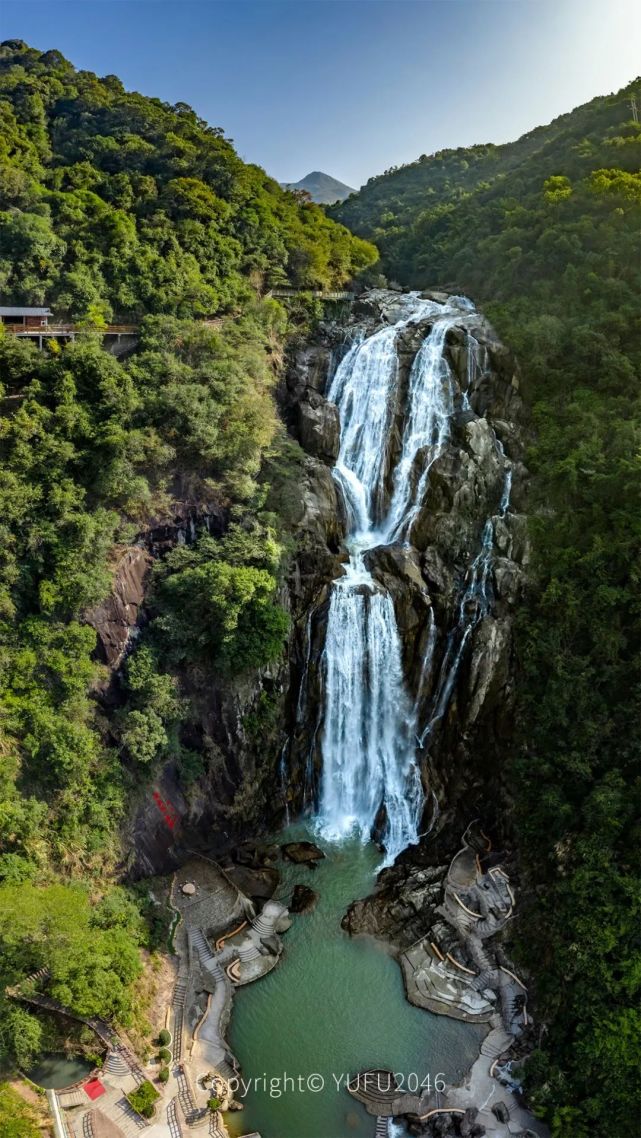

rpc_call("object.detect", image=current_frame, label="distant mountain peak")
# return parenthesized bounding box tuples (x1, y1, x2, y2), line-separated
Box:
(281, 171, 355, 204)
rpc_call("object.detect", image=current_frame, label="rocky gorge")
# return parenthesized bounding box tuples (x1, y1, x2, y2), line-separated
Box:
(94, 288, 529, 882)
(283, 289, 530, 844)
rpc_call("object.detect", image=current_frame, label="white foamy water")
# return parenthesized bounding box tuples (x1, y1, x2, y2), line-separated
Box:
(316, 293, 511, 863)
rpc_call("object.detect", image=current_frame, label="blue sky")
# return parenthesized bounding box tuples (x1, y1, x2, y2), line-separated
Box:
(3, 1, 639, 187)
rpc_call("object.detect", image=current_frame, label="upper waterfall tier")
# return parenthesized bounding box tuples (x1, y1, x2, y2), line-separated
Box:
(327, 294, 474, 548)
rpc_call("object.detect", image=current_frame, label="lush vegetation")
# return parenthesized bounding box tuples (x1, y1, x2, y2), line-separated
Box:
(127, 1079, 160, 1119)
(0, 1083, 42, 1138)
(0, 884, 145, 1066)
(0, 39, 375, 1073)
(334, 81, 641, 1136)
(0, 42, 375, 319)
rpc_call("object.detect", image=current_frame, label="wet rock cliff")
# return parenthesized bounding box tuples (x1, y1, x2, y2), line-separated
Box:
(282, 289, 530, 854)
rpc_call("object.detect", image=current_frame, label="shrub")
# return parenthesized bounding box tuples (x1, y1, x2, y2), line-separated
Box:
(157, 1048, 171, 1064)
(157, 1028, 171, 1046)
(158, 1067, 170, 1084)
(127, 1081, 159, 1119)
(208, 1096, 221, 1111)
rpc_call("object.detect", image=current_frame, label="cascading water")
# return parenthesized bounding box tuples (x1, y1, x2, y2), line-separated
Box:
(317, 294, 465, 863)
(319, 563, 423, 861)
(310, 290, 514, 863)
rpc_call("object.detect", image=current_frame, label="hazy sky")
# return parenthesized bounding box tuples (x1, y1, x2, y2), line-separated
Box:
(3, 1, 639, 188)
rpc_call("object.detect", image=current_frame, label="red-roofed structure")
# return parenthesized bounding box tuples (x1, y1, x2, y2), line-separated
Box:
(83, 1078, 106, 1101)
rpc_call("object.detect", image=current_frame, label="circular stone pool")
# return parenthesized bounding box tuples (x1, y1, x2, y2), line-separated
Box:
(228, 824, 484, 1138)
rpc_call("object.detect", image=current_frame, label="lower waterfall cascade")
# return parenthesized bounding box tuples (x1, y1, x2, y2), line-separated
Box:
(307, 291, 514, 864)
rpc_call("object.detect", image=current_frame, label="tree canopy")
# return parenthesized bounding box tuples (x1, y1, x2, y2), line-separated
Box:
(0, 40, 374, 1073)
(0, 40, 376, 320)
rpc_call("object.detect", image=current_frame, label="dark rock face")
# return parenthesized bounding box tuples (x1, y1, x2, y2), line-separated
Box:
(281, 840, 325, 866)
(283, 291, 528, 933)
(406, 1109, 485, 1137)
(224, 864, 280, 900)
(491, 1102, 510, 1123)
(86, 545, 152, 670)
(295, 390, 340, 463)
(290, 883, 319, 913)
(342, 841, 450, 947)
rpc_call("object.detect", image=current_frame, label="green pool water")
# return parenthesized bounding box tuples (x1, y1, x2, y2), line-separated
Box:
(227, 824, 484, 1138)
(26, 1053, 94, 1089)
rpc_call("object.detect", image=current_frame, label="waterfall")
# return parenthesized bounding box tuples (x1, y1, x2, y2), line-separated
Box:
(319, 562, 423, 860)
(318, 294, 450, 863)
(279, 739, 291, 826)
(314, 291, 512, 864)
(384, 319, 456, 542)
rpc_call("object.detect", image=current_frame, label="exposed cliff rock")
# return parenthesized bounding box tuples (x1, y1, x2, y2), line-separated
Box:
(115, 453, 347, 873)
(295, 390, 340, 463)
(86, 545, 152, 670)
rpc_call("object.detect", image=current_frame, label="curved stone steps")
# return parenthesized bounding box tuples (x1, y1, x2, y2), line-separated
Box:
(209, 1112, 227, 1138)
(480, 1026, 513, 1059)
(216, 1060, 236, 1081)
(112, 1043, 146, 1086)
(105, 1050, 131, 1077)
(251, 914, 276, 936)
(236, 941, 261, 962)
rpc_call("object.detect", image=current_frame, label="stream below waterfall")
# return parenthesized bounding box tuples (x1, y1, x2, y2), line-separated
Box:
(228, 824, 484, 1138)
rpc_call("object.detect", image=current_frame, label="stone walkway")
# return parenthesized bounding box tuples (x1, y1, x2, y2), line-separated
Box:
(352, 824, 548, 1138)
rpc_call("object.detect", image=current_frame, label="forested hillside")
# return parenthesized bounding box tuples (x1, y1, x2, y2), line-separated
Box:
(334, 82, 641, 1137)
(0, 39, 376, 1069)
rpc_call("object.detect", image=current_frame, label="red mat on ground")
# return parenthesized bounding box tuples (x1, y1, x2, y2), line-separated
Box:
(83, 1078, 106, 1100)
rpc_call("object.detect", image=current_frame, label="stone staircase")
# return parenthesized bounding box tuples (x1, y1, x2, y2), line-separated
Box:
(480, 1025, 513, 1061)
(375, 1117, 390, 1137)
(250, 900, 286, 938)
(58, 1089, 87, 1109)
(209, 1112, 228, 1138)
(216, 1057, 237, 1082)
(24, 966, 51, 986)
(175, 1066, 208, 1128)
(112, 1042, 146, 1086)
(172, 979, 187, 1061)
(104, 1050, 131, 1078)
(251, 912, 275, 937)
(189, 928, 215, 967)
(189, 929, 226, 981)
(94, 1087, 147, 1137)
(167, 1098, 183, 1138)
(236, 938, 261, 963)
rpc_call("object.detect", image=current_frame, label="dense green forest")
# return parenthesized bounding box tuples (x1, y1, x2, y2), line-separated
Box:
(0, 39, 376, 1069)
(333, 82, 641, 1137)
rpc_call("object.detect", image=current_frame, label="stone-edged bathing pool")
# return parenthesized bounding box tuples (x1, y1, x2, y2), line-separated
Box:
(227, 824, 485, 1138)
(26, 1053, 94, 1090)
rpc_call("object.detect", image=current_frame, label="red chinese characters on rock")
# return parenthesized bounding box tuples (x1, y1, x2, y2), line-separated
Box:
(152, 788, 179, 831)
